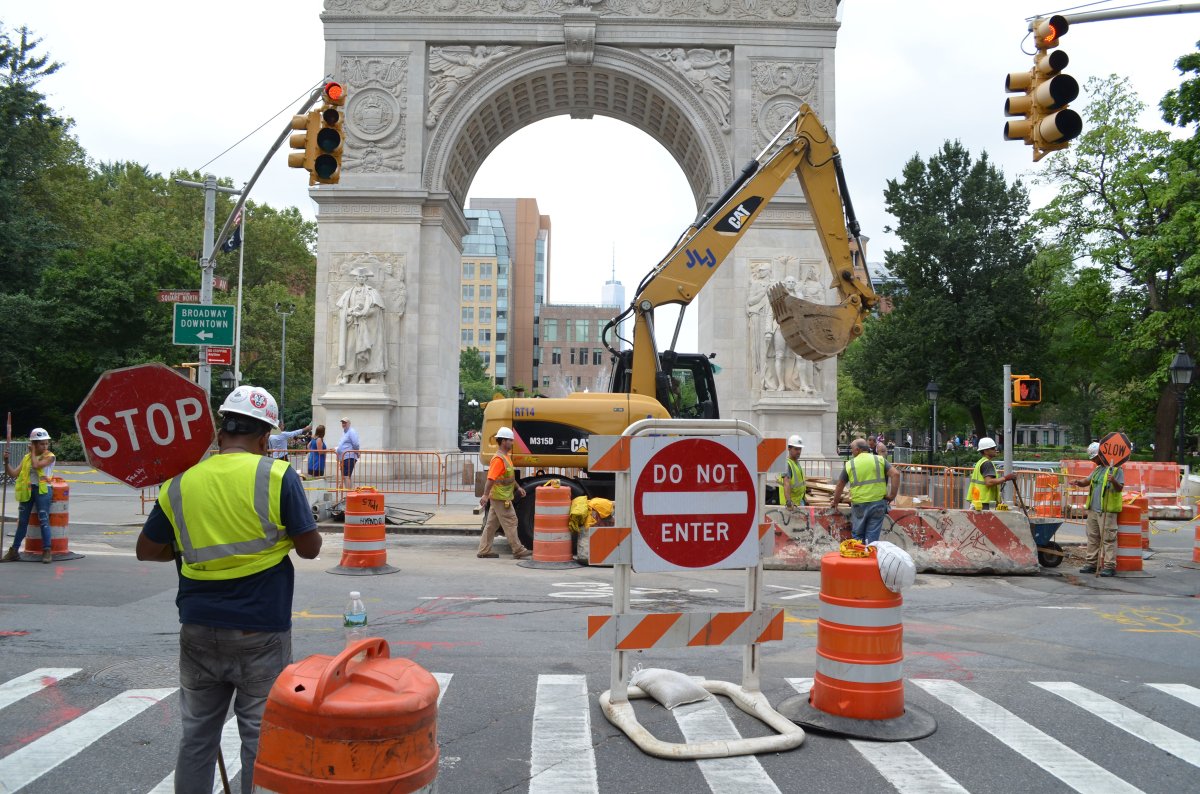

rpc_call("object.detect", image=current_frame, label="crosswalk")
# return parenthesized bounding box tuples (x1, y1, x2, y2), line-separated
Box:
(0, 667, 1196, 793)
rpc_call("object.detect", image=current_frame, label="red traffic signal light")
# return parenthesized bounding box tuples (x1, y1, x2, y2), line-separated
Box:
(1011, 376, 1042, 406)
(323, 81, 345, 105)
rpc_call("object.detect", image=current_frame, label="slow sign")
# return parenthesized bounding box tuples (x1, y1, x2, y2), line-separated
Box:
(1098, 431, 1132, 468)
(630, 436, 758, 572)
(74, 363, 215, 489)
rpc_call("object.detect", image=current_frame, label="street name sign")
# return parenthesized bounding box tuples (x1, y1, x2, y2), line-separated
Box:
(630, 435, 758, 572)
(158, 289, 200, 304)
(173, 303, 235, 346)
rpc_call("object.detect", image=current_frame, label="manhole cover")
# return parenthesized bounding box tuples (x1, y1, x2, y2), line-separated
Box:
(93, 657, 179, 688)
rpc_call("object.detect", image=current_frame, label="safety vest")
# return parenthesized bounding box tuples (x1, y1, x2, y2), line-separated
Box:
(968, 456, 999, 509)
(780, 457, 806, 504)
(1088, 466, 1124, 514)
(14, 453, 53, 502)
(491, 452, 516, 502)
(157, 453, 294, 581)
(845, 453, 887, 504)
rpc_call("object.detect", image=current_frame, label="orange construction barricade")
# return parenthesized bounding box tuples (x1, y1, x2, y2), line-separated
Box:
(1133, 496, 1151, 551)
(327, 487, 399, 576)
(253, 638, 439, 793)
(1032, 473, 1062, 518)
(22, 477, 83, 562)
(1193, 521, 1200, 565)
(518, 482, 581, 570)
(1115, 503, 1143, 573)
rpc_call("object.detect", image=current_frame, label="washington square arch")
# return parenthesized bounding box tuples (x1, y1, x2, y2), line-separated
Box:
(310, 0, 844, 456)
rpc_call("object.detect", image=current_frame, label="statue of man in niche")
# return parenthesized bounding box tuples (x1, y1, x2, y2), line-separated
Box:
(336, 266, 387, 384)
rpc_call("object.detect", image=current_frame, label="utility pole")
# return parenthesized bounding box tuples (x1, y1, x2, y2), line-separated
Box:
(1003, 364, 1013, 503)
(275, 302, 295, 417)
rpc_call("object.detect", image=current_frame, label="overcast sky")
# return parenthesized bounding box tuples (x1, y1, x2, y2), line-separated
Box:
(4, 1, 1197, 353)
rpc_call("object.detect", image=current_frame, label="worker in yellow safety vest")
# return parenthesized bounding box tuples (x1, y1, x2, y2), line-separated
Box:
(477, 426, 533, 560)
(828, 438, 901, 543)
(779, 434, 807, 509)
(136, 385, 322, 793)
(1069, 441, 1123, 577)
(2, 428, 56, 563)
(968, 437, 1016, 510)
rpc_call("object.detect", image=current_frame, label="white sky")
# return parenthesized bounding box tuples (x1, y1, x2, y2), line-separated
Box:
(4, 1, 1197, 354)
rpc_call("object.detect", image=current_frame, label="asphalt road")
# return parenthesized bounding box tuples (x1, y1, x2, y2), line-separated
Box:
(1, 520, 1198, 793)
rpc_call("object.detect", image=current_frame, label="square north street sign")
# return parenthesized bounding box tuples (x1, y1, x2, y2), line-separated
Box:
(173, 304, 235, 347)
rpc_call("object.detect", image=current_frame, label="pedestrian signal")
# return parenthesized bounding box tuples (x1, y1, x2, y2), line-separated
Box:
(1012, 376, 1042, 406)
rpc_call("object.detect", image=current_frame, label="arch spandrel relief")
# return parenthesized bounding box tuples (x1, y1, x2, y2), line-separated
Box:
(750, 58, 820, 150)
(323, 0, 836, 20)
(339, 55, 409, 174)
(642, 48, 732, 132)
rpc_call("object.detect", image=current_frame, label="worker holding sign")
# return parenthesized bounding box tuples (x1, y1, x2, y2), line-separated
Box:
(1069, 441, 1124, 577)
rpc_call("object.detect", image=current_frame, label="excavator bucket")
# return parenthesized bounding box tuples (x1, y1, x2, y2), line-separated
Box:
(768, 282, 865, 361)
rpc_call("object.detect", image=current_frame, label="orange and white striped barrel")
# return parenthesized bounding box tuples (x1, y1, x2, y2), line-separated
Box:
(1115, 502, 1143, 573)
(1133, 496, 1150, 550)
(24, 477, 70, 557)
(327, 487, 399, 576)
(1032, 473, 1062, 518)
(1192, 519, 1200, 565)
(532, 484, 572, 562)
(809, 551, 905, 721)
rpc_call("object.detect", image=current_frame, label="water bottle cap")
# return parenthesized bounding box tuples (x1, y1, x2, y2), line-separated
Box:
(350, 591, 360, 599)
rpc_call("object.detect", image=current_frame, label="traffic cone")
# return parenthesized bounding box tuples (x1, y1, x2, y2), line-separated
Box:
(327, 487, 399, 576)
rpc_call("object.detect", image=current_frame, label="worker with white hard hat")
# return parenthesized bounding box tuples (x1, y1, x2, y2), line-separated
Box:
(1068, 440, 1124, 577)
(477, 426, 532, 560)
(2, 427, 57, 563)
(967, 437, 1016, 510)
(136, 385, 322, 791)
(779, 434, 807, 510)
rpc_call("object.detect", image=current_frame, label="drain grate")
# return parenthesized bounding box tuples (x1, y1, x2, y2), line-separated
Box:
(92, 657, 179, 688)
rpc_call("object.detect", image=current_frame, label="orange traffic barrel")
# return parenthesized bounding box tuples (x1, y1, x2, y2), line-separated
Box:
(1115, 502, 1143, 573)
(253, 638, 439, 793)
(778, 545, 936, 741)
(328, 487, 398, 576)
(1193, 521, 1199, 565)
(1133, 496, 1150, 550)
(22, 478, 82, 562)
(1032, 473, 1062, 517)
(519, 483, 581, 570)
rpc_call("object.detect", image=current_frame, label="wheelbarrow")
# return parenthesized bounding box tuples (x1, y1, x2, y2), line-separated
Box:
(1012, 480, 1065, 568)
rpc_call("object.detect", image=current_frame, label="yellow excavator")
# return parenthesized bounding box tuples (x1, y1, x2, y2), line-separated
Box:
(478, 104, 876, 543)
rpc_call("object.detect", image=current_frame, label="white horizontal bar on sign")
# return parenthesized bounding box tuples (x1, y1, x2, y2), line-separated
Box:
(640, 492, 748, 514)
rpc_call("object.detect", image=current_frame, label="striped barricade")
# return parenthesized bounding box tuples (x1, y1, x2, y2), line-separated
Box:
(587, 609, 784, 650)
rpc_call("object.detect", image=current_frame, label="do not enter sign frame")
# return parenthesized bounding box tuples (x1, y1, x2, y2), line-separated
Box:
(630, 435, 759, 573)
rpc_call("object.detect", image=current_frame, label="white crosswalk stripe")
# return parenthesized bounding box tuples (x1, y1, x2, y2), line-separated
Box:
(530, 674, 599, 794)
(674, 694, 781, 793)
(0, 668, 81, 711)
(1148, 682, 1200, 709)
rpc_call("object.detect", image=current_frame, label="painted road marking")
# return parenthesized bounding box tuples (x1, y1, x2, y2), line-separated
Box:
(148, 715, 243, 794)
(530, 674, 598, 794)
(1147, 682, 1200, 709)
(674, 686, 780, 793)
(913, 679, 1142, 794)
(0, 668, 82, 711)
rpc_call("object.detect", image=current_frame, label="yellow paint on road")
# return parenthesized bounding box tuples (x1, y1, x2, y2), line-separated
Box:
(1096, 606, 1200, 638)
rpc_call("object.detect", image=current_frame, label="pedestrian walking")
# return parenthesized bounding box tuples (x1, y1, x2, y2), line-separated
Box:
(135, 385, 321, 794)
(306, 425, 327, 478)
(476, 426, 532, 560)
(779, 434, 807, 509)
(2, 428, 56, 563)
(828, 437, 900, 544)
(967, 437, 1016, 510)
(337, 417, 361, 490)
(1069, 441, 1123, 577)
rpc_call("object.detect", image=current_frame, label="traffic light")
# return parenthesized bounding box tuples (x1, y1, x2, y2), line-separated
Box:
(1003, 15, 1082, 161)
(1011, 375, 1042, 406)
(313, 81, 345, 185)
(287, 111, 320, 178)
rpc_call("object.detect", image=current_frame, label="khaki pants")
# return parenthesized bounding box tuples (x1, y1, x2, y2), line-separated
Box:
(478, 498, 528, 557)
(1085, 510, 1118, 570)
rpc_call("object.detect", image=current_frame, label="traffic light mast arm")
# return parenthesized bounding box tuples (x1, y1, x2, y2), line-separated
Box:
(211, 79, 331, 256)
(1046, 3, 1200, 26)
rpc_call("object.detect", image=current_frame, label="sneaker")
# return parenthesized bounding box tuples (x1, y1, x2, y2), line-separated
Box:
(1099, 568, 1115, 577)
(41, 550, 53, 564)
(2, 547, 18, 562)
(514, 549, 532, 560)
(476, 552, 499, 559)
(1078, 566, 1096, 574)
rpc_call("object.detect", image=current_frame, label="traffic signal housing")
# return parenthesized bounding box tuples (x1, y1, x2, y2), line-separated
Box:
(313, 81, 345, 185)
(1004, 15, 1082, 161)
(287, 111, 320, 177)
(1011, 375, 1042, 406)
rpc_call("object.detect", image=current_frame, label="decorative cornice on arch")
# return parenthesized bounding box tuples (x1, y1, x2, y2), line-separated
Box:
(421, 44, 731, 209)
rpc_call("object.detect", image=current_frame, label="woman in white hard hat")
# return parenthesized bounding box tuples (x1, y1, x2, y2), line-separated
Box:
(967, 437, 1016, 510)
(2, 428, 56, 563)
(477, 426, 532, 560)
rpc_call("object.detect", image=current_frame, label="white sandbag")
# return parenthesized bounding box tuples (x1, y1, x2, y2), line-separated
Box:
(870, 540, 916, 593)
(629, 666, 711, 709)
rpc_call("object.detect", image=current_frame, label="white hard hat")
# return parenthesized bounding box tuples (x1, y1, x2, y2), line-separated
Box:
(1087, 441, 1101, 458)
(29, 428, 51, 442)
(218, 385, 280, 430)
(786, 434, 803, 448)
(495, 426, 514, 440)
(977, 437, 997, 452)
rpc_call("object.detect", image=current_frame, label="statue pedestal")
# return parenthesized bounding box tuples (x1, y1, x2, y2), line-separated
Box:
(750, 393, 834, 459)
(319, 385, 397, 450)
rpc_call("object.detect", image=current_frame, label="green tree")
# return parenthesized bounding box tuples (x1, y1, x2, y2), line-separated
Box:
(846, 141, 1040, 438)
(459, 347, 498, 434)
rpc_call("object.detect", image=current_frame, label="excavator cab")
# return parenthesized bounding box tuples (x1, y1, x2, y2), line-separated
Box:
(608, 350, 719, 420)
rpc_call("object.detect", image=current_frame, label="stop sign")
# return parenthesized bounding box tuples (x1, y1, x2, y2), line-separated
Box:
(631, 436, 758, 573)
(74, 363, 215, 489)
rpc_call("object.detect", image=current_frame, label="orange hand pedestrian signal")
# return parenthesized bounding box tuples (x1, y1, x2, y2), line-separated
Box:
(1011, 376, 1042, 406)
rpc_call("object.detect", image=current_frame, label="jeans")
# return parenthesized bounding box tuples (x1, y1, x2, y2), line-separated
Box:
(13, 491, 52, 549)
(850, 499, 888, 544)
(175, 624, 292, 794)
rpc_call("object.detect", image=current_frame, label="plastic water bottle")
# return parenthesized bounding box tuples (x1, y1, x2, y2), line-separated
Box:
(344, 591, 367, 649)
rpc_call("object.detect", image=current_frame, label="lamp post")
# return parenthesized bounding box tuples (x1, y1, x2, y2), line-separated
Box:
(274, 302, 295, 416)
(925, 380, 939, 465)
(1169, 347, 1193, 465)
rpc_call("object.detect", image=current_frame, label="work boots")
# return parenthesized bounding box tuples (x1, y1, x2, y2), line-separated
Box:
(2, 547, 18, 562)
(42, 550, 53, 564)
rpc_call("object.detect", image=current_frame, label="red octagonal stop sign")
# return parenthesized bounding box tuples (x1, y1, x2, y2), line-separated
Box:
(631, 436, 758, 573)
(74, 363, 215, 489)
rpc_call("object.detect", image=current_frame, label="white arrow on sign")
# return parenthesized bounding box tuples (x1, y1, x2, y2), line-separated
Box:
(197, 331, 213, 341)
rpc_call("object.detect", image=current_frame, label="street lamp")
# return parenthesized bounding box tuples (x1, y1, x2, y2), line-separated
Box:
(1169, 347, 1193, 465)
(275, 302, 295, 416)
(925, 380, 940, 465)
(218, 369, 236, 393)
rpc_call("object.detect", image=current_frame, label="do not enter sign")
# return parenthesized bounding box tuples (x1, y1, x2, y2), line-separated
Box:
(630, 436, 759, 573)
(74, 363, 215, 489)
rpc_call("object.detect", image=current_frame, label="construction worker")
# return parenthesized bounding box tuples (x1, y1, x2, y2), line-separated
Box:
(477, 426, 532, 560)
(2, 428, 56, 563)
(1069, 441, 1123, 577)
(136, 385, 321, 794)
(779, 434, 807, 510)
(828, 437, 900, 544)
(968, 437, 1016, 510)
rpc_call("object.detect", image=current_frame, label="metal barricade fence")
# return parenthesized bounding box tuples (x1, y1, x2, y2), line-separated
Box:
(335, 450, 442, 502)
(441, 451, 481, 502)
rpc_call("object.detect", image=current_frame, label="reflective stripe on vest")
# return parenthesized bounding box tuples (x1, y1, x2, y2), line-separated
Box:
(491, 452, 516, 501)
(969, 456, 998, 509)
(845, 454, 887, 503)
(161, 454, 292, 580)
